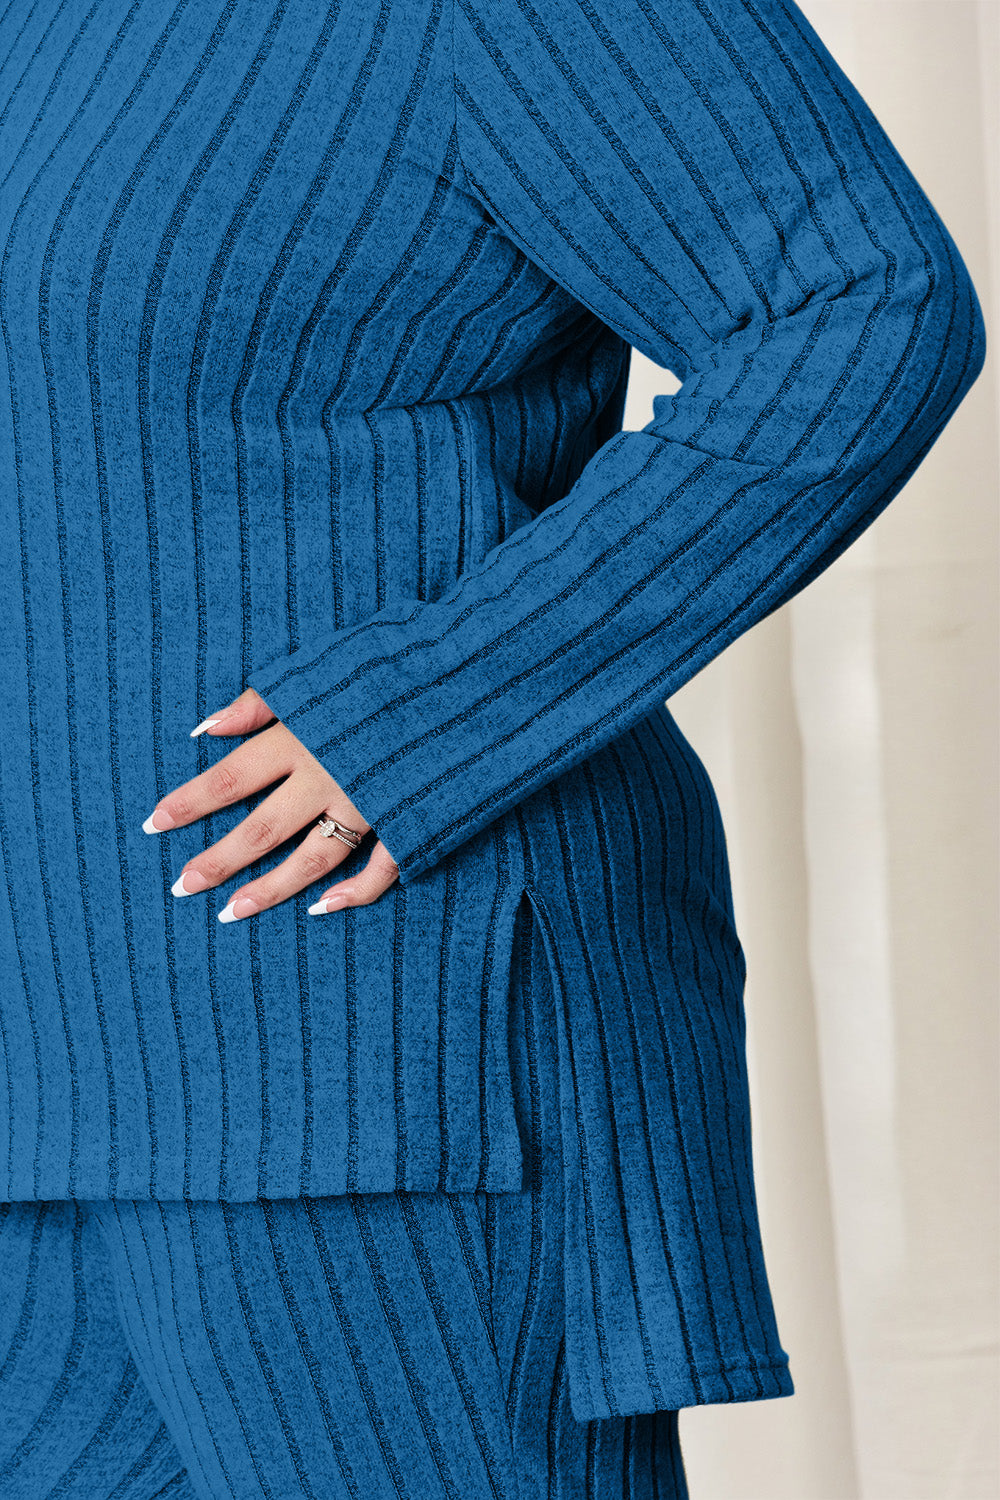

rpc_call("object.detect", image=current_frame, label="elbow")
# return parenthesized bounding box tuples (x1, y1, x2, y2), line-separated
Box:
(826, 241, 987, 487)
(932, 252, 987, 406)
(887, 240, 987, 427)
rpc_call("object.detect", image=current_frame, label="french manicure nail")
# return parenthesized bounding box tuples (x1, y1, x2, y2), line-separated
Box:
(308, 893, 348, 914)
(190, 716, 225, 737)
(219, 895, 260, 923)
(172, 869, 210, 896)
(143, 809, 177, 833)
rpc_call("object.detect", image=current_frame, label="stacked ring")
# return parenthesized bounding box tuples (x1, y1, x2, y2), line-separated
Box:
(315, 814, 364, 850)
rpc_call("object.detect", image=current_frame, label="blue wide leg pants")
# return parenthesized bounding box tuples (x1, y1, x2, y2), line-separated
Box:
(0, 909, 688, 1499)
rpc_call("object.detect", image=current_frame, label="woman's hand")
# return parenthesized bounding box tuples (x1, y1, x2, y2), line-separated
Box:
(142, 688, 400, 921)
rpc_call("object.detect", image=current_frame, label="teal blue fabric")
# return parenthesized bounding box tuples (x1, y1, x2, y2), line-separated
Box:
(0, 0, 985, 1426)
(0, 1193, 684, 1499)
(0, 914, 688, 1496)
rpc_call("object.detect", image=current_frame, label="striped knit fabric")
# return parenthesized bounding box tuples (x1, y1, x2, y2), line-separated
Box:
(0, 0, 985, 1424)
(0, 1202, 685, 1500)
(0, 914, 688, 1498)
(0, 1198, 687, 1499)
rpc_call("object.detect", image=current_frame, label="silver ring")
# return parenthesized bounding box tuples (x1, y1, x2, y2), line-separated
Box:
(315, 814, 364, 850)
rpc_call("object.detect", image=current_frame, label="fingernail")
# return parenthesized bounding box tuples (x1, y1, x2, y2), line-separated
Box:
(190, 715, 227, 737)
(143, 809, 177, 832)
(308, 891, 350, 914)
(219, 895, 260, 923)
(172, 869, 210, 896)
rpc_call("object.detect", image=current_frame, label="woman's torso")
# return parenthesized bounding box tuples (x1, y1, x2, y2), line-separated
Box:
(1, 0, 750, 1218)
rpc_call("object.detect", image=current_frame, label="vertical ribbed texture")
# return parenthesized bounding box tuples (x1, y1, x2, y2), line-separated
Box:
(0, 949, 691, 1495)
(512, 718, 797, 1417)
(0, 1201, 190, 1497)
(1, 0, 543, 1204)
(0, 0, 984, 1424)
(249, 0, 985, 880)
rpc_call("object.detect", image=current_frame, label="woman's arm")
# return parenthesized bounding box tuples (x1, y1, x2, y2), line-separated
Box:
(246, 0, 986, 885)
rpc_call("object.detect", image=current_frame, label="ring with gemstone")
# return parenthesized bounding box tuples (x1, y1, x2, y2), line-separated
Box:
(315, 814, 364, 850)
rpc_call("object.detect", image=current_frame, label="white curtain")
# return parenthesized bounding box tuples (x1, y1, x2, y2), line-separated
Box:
(621, 3, 999, 1495)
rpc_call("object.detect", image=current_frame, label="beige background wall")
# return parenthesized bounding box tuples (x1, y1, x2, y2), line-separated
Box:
(621, 3, 998, 1495)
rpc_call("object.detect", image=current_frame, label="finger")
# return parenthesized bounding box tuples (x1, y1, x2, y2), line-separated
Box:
(307, 841, 400, 914)
(143, 726, 296, 834)
(190, 687, 275, 738)
(216, 811, 370, 922)
(169, 777, 347, 899)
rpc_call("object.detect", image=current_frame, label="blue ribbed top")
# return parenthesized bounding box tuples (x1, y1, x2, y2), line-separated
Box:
(0, 0, 984, 1420)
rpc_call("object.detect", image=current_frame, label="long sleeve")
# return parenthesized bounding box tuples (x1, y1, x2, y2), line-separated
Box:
(246, 0, 986, 883)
